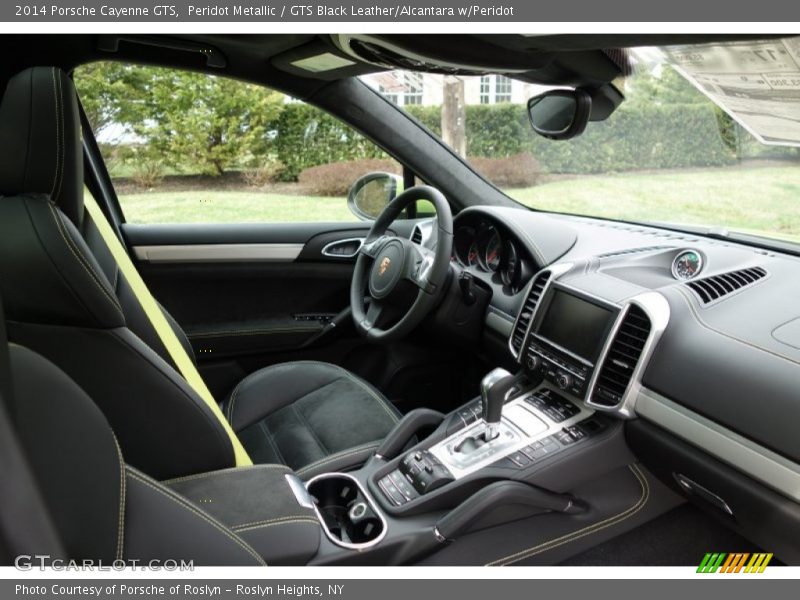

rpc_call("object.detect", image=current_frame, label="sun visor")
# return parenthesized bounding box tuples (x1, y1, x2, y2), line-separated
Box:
(665, 36, 800, 146)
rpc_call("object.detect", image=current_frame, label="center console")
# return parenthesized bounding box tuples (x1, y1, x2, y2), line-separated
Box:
(169, 266, 668, 565)
(374, 381, 608, 511)
(523, 285, 618, 398)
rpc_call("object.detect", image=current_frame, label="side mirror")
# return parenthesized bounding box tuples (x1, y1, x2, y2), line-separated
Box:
(347, 172, 403, 221)
(527, 89, 592, 140)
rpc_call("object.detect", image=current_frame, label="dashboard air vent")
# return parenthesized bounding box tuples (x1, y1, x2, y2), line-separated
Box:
(411, 226, 423, 245)
(510, 271, 550, 356)
(591, 304, 651, 408)
(686, 267, 767, 305)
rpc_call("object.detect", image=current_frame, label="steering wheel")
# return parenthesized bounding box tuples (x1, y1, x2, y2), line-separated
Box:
(350, 186, 453, 342)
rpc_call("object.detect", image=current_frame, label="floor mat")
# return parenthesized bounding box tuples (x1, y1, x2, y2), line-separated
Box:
(561, 503, 768, 566)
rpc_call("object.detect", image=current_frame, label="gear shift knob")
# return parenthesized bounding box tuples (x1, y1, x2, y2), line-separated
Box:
(480, 368, 514, 440)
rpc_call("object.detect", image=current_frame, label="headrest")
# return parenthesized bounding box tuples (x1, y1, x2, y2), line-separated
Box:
(0, 67, 84, 227)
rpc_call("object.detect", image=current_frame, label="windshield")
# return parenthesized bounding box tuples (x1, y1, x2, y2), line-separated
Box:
(364, 40, 800, 244)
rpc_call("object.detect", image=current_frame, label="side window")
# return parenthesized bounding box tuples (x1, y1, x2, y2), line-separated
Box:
(73, 62, 400, 224)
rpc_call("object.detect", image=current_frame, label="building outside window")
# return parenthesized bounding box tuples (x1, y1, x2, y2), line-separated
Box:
(377, 71, 424, 106)
(480, 74, 513, 104)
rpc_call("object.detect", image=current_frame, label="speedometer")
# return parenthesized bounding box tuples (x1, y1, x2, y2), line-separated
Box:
(671, 250, 704, 280)
(454, 226, 478, 267)
(484, 230, 502, 271)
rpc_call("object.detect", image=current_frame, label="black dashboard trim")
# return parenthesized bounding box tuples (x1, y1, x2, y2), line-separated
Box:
(643, 289, 800, 464)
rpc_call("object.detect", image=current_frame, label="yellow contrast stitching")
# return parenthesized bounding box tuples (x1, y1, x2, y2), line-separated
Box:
(53, 68, 65, 202)
(127, 468, 265, 565)
(234, 518, 320, 533)
(227, 381, 242, 422)
(485, 464, 650, 566)
(50, 68, 59, 197)
(161, 464, 290, 486)
(231, 516, 318, 531)
(48, 203, 123, 317)
(111, 434, 126, 561)
(676, 287, 800, 367)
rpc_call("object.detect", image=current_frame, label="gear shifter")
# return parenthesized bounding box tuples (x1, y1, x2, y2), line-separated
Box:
(480, 368, 515, 441)
(453, 368, 522, 455)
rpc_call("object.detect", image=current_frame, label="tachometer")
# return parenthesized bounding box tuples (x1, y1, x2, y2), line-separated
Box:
(484, 230, 502, 271)
(671, 250, 704, 280)
(467, 242, 480, 266)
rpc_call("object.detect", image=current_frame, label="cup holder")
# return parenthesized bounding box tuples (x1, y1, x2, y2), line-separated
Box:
(306, 472, 387, 550)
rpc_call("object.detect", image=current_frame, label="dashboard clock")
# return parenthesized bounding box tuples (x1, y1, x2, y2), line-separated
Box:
(671, 249, 704, 280)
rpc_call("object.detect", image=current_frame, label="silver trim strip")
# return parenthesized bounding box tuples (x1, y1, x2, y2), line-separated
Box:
(284, 473, 315, 509)
(585, 291, 671, 419)
(507, 262, 573, 360)
(133, 243, 304, 263)
(321, 237, 364, 258)
(636, 387, 800, 503)
(305, 472, 388, 551)
(429, 385, 594, 480)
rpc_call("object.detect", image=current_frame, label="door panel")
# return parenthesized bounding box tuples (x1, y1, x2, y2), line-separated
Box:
(122, 221, 416, 397)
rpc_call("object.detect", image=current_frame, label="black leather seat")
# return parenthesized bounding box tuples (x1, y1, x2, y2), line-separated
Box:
(0, 300, 269, 566)
(0, 66, 399, 480)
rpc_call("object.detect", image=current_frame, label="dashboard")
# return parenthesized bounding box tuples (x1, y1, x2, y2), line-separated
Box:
(451, 219, 535, 294)
(412, 204, 800, 561)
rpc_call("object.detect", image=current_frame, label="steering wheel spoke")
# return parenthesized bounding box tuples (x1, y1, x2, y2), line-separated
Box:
(364, 299, 386, 329)
(405, 245, 437, 294)
(360, 235, 392, 259)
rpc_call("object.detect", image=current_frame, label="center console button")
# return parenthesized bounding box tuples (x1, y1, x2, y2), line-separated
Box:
(379, 477, 406, 506)
(509, 451, 531, 467)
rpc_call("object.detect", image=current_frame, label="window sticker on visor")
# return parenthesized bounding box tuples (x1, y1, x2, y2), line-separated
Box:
(666, 37, 800, 146)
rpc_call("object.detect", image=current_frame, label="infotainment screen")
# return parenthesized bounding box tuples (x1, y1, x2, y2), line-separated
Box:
(534, 289, 615, 363)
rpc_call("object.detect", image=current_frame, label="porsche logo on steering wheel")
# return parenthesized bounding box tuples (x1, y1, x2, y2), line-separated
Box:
(378, 257, 391, 276)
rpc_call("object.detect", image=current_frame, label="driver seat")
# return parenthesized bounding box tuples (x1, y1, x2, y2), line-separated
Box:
(0, 66, 399, 480)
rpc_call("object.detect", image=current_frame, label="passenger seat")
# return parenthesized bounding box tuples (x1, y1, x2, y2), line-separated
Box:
(0, 298, 266, 565)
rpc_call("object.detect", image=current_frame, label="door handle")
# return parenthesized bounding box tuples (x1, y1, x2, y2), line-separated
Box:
(321, 238, 365, 258)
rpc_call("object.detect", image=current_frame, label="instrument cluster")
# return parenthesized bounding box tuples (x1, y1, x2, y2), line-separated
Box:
(452, 220, 532, 293)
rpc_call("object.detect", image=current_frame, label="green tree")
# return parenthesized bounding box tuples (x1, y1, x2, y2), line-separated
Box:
(75, 63, 286, 177)
(74, 62, 150, 138)
(135, 69, 284, 176)
(623, 64, 704, 106)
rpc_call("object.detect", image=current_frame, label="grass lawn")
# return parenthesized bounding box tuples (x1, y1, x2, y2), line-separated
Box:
(119, 191, 354, 223)
(118, 165, 800, 243)
(511, 166, 800, 243)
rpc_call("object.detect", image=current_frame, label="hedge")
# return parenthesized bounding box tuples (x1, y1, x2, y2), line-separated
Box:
(270, 101, 796, 182)
(271, 104, 386, 180)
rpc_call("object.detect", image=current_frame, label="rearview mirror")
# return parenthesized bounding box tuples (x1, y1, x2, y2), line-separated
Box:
(527, 89, 592, 140)
(347, 172, 403, 221)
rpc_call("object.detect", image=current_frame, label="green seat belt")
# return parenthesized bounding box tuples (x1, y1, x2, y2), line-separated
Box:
(83, 195, 252, 467)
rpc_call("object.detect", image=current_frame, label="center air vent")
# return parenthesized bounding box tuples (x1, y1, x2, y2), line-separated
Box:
(510, 271, 550, 356)
(591, 304, 651, 408)
(411, 226, 423, 244)
(686, 267, 767, 305)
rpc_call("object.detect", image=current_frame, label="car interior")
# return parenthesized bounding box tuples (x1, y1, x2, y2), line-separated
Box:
(0, 33, 798, 566)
